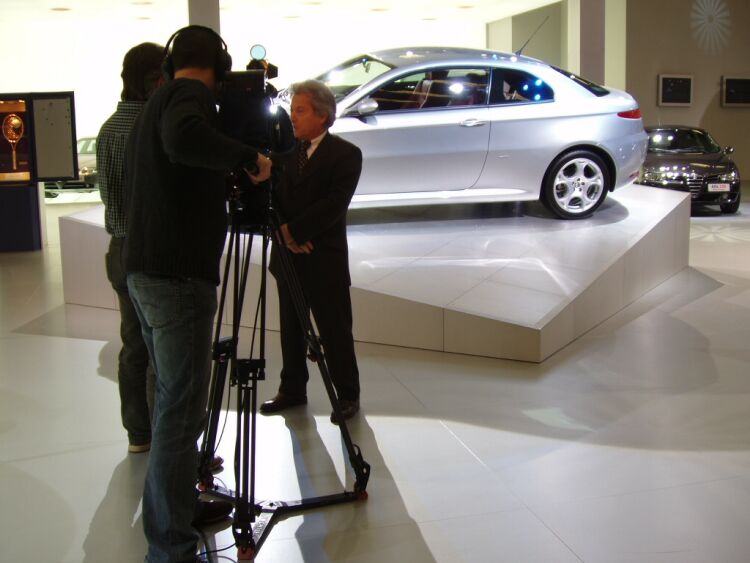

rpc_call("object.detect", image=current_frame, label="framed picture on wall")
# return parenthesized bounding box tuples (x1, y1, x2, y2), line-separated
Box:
(722, 77, 750, 107)
(658, 74, 692, 107)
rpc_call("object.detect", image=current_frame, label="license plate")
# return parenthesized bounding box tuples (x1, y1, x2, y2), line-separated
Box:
(708, 183, 730, 192)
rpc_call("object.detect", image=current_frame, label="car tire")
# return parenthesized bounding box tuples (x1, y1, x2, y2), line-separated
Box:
(720, 192, 740, 214)
(541, 150, 611, 219)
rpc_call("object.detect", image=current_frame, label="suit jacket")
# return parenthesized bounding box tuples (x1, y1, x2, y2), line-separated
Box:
(270, 132, 362, 289)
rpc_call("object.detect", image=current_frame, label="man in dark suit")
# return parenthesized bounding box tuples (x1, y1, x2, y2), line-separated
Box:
(260, 79, 362, 423)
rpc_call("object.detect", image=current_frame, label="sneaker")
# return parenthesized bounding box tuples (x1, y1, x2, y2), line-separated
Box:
(192, 499, 233, 527)
(128, 441, 151, 453)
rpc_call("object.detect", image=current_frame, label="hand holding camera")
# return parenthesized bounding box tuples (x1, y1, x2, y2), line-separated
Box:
(247, 153, 272, 183)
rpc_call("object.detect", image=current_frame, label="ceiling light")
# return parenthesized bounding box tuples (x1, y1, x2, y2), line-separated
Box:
(50, 7, 72, 11)
(371, 7, 389, 12)
(458, 5, 475, 9)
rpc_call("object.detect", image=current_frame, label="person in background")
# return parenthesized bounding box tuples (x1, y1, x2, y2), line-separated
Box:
(97, 42, 164, 454)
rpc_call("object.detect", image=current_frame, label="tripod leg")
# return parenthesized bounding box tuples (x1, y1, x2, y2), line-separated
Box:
(198, 222, 242, 488)
(267, 211, 371, 495)
(197, 338, 233, 487)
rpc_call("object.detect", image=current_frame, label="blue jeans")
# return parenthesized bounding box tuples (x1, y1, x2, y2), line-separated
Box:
(127, 273, 217, 563)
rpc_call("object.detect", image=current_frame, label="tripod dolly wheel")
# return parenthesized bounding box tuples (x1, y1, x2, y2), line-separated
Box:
(238, 545, 257, 560)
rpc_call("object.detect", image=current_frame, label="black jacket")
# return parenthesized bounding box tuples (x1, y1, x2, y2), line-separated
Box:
(270, 133, 362, 288)
(123, 78, 259, 284)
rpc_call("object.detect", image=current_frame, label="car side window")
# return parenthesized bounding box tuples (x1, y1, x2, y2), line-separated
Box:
(489, 69, 554, 104)
(369, 67, 489, 112)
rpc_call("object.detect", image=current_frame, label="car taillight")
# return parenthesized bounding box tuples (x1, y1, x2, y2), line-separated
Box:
(617, 108, 642, 119)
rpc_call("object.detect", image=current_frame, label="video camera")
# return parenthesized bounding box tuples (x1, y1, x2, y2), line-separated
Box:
(219, 44, 292, 155)
(218, 44, 294, 231)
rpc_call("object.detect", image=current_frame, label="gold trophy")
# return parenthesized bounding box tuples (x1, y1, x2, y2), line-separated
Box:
(2, 113, 25, 170)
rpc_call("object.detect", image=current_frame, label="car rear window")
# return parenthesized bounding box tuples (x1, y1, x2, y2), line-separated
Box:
(551, 66, 610, 96)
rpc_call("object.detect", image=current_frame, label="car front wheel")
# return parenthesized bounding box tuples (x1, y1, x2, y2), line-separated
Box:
(542, 150, 610, 219)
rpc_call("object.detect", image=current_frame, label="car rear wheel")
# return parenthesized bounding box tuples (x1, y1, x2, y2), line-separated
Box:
(542, 150, 610, 219)
(720, 191, 740, 214)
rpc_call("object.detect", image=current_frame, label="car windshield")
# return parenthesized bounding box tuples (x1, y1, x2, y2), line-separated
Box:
(316, 56, 394, 101)
(77, 138, 96, 154)
(647, 128, 722, 153)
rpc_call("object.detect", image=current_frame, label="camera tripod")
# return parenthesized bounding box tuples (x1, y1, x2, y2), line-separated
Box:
(196, 176, 371, 561)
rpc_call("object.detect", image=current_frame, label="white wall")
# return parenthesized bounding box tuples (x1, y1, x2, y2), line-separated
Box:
(220, 15, 487, 87)
(1, 11, 484, 139)
(0, 16, 186, 138)
(626, 0, 750, 174)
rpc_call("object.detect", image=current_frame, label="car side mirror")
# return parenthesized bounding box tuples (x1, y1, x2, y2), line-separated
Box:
(724, 146, 735, 155)
(352, 98, 379, 117)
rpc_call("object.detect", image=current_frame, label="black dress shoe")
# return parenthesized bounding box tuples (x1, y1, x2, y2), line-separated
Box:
(192, 499, 233, 527)
(259, 392, 307, 414)
(330, 399, 360, 425)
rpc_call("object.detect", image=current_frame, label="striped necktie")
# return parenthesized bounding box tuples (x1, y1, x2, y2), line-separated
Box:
(298, 140, 311, 173)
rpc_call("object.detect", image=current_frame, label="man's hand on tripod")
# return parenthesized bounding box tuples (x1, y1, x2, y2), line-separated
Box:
(247, 154, 272, 184)
(281, 223, 314, 254)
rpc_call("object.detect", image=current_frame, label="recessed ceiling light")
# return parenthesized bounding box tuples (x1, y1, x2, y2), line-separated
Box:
(304, 1, 322, 5)
(458, 5, 475, 9)
(284, 15, 301, 19)
(423, 17, 438, 21)
(137, 16, 151, 20)
(50, 7, 72, 11)
(131, 1, 153, 5)
(371, 7, 389, 12)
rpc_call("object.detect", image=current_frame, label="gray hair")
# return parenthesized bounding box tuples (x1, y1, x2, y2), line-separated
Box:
(289, 79, 337, 128)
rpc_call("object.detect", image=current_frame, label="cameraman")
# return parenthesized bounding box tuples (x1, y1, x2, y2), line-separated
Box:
(122, 26, 271, 563)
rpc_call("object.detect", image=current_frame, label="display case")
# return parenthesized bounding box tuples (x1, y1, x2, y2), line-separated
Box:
(0, 92, 77, 185)
(0, 91, 77, 251)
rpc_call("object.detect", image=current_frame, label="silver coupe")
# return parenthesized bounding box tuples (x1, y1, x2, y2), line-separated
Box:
(302, 47, 647, 219)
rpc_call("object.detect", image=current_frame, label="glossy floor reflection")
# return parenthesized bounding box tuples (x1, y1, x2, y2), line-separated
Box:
(2, 194, 750, 562)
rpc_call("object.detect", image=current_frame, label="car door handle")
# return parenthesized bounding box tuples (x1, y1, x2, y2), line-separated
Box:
(459, 119, 487, 127)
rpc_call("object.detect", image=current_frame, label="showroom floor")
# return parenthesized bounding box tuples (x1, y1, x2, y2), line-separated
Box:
(2, 191, 750, 562)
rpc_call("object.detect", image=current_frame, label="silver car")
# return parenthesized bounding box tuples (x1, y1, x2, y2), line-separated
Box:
(304, 47, 647, 219)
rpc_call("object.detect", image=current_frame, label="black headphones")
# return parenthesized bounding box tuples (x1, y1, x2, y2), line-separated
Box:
(161, 25, 232, 82)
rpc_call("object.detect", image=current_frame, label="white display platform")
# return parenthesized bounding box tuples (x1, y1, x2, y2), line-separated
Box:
(59, 184, 689, 362)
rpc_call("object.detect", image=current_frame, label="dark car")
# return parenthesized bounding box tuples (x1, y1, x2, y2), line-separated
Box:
(640, 126, 741, 214)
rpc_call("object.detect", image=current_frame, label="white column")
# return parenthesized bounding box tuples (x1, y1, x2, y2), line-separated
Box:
(563, 0, 581, 73)
(188, 0, 220, 33)
(605, 0, 627, 89)
(580, 0, 605, 84)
